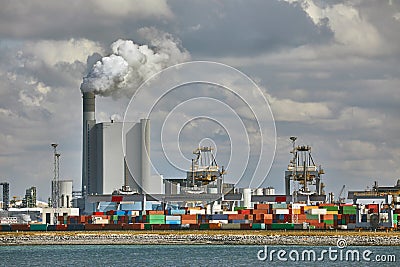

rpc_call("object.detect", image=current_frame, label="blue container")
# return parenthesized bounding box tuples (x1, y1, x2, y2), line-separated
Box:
(67, 224, 85, 231)
(170, 209, 186, 215)
(232, 220, 247, 224)
(210, 214, 228, 220)
(115, 210, 125, 216)
(169, 224, 181, 230)
(0, 225, 11, 231)
(47, 225, 56, 231)
(166, 220, 181, 225)
(361, 214, 367, 222)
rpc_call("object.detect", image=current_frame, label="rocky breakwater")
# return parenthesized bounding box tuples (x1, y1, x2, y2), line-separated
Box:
(1, 232, 399, 246)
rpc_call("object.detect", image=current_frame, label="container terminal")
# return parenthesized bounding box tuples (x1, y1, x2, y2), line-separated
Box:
(0, 92, 399, 232)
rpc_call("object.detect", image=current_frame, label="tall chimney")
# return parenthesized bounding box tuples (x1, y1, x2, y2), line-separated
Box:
(82, 92, 96, 196)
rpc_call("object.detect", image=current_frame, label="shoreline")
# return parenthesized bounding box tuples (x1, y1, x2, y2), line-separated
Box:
(1, 230, 400, 246)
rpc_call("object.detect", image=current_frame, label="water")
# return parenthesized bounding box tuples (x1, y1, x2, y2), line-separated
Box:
(0, 245, 398, 266)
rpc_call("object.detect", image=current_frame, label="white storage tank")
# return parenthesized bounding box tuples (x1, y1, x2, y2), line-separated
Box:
(255, 188, 263, 195)
(264, 187, 275, 195)
(243, 188, 252, 208)
(59, 180, 73, 208)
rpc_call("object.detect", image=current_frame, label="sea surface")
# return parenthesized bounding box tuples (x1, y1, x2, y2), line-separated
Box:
(0, 245, 399, 266)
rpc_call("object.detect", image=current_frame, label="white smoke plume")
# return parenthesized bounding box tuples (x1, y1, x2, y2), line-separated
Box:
(80, 27, 190, 98)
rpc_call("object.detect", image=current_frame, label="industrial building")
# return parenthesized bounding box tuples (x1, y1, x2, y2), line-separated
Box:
(81, 92, 163, 213)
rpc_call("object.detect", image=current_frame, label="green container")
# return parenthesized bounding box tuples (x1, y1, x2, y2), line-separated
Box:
(342, 211, 356, 215)
(199, 223, 210, 230)
(112, 215, 118, 221)
(320, 206, 339, 211)
(323, 220, 334, 224)
(252, 223, 266, 230)
(30, 224, 47, 231)
(147, 215, 165, 224)
(271, 223, 294, 230)
(393, 214, 398, 220)
(148, 220, 165, 224)
(234, 207, 246, 211)
(306, 214, 319, 220)
(144, 224, 153, 230)
(147, 215, 165, 219)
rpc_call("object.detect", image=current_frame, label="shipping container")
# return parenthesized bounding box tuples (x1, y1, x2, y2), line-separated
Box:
(170, 209, 186, 215)
(238, 209, 251, 215)
(221, 223, 241, 230)
(199, 223, 209, 230)
(251, 223, 266, 230)
(254, 204, 270, 210)
(210, 214, 228, 220)
(0, 225, 12, 231)
(270, 223, 294, 230)
(55, 224, 67, 231)
(272, 203, 287, 209)
(30, 224, 47, 231)
(67, 224, 85, 231)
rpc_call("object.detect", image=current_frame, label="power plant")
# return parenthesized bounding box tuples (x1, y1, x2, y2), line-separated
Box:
(81, 92, 162, 198)
(0, 90, 399, 231)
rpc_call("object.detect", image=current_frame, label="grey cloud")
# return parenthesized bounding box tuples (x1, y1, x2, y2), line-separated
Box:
(168, 0, 333, 57)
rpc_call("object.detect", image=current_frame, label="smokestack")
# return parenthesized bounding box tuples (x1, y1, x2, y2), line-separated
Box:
(82, 92, 96, 196)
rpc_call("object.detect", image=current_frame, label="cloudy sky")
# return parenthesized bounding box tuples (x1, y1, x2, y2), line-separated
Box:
(0, 0, 399, 200)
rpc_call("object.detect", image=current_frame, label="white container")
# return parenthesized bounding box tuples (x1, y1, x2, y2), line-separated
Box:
(274, 209, 290, 215)
(189, 209, 206, 215)
(223, 211, 238, 215)
(292, 203, 306, 209)
(310, 208, 327, 215)
(166, 215, 181, 221)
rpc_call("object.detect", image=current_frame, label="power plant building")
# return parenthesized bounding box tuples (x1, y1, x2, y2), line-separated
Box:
(82, 92, 162, 197)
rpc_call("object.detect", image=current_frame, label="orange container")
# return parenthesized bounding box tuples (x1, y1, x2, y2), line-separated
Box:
(264, 219, 273, 224)
(254, 204, 270, 210)
(209, 223, 221, 230)
(147, 210, 165, 215)
(182, 220, 197, 224)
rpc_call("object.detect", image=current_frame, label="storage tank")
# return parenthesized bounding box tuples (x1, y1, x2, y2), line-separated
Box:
(255, 188, 263, 195)
(243, 188, 252, 208)
(59, 180, 73, 208)
(264, 187, 275, 195)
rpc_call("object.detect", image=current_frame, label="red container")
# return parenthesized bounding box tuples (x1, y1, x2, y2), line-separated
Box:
(240, 223, 251, 230)
(103, 224, 123, 230)
(123, 223, 144, 230)
(56, 224, 67, 231)
(152, 224, 170, 230)
(11, 224, 30, 231)
(189, 224, 200, 230)
(238, 209, 251, 215)
(84, 224, 104, 230)
(93, 212, 104, 215)
(283, 214, 291, 223)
